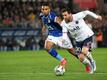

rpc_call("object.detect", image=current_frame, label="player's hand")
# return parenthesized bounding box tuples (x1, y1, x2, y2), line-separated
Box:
(97, 15, 102, 21)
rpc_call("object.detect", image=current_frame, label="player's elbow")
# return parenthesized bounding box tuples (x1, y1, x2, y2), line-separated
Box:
(83, 10, 90, 15)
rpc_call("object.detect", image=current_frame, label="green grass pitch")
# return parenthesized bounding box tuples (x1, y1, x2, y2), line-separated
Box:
(0, 48, 107, 80)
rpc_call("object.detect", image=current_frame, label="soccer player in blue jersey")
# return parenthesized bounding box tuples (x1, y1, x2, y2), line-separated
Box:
(40, 3, 77, 67)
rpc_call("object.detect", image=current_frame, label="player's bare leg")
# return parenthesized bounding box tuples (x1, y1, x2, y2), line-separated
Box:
(78, 53, 93, 74)
(45, 40, 67, 67)
(67, 48, 78, 59)
(45, 41, 54, 52)
(82, 47, 96, 71)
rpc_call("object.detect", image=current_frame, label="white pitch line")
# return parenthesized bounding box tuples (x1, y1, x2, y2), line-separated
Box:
(0, 72, 107, 75)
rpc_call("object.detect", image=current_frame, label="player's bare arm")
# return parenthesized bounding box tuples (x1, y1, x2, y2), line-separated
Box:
(42, 24, 47, 34)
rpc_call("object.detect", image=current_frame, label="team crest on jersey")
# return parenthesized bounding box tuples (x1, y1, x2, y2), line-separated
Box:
(76, 21, 79, 24)
(48, 19, 50, 23)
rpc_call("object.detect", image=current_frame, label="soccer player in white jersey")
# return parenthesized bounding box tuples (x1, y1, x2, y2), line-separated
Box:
(61, 8, 102, 74)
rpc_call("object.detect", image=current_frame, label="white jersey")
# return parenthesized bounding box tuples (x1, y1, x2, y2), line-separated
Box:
(61, 10, 98, 42)
(45, 23, 73, 49)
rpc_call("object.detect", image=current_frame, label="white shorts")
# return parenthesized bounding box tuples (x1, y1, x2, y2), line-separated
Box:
(45, 35, 73, 49)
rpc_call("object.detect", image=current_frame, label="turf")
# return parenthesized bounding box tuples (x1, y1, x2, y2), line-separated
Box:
(0, 48, 107, 80)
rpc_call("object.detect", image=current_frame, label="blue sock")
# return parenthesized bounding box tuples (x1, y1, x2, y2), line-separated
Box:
(49, 48, 63, 61)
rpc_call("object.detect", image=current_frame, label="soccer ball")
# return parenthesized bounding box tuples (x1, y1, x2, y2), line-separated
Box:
(54, 65, 65, 76)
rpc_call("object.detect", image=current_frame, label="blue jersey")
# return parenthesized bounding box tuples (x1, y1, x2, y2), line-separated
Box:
(42, 12, 62, 37)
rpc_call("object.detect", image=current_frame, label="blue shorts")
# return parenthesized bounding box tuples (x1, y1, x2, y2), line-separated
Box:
(75, 36, 92, 55)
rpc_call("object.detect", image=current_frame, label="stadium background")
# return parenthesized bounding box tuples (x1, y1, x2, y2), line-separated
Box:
(0, 0, 107, 51)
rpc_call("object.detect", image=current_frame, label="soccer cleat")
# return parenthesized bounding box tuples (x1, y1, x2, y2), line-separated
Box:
(85, 64, 94, 74)
(91, 60, 96, 71)
(60, 58, 67, 67)
(86, 65, 90, 72)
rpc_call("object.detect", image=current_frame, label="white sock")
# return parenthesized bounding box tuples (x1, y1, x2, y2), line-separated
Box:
(86, 52, 94, 62)
(82, 57, 91, 66)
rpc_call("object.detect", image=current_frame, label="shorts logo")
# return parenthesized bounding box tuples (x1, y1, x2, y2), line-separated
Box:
(75, 47, 81, 54)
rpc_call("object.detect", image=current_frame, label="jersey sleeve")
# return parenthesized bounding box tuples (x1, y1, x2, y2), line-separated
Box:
(73, 10, 99, 21)
(60, 21, 68, 33)
(60, 20, 68, 39)
(50, 12, 57, 22)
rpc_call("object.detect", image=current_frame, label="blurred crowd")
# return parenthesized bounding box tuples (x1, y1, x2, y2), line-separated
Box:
(0, 2, 42, 29)
(0, 0, 107, 51)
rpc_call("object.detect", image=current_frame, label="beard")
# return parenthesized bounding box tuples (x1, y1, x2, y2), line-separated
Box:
(65, 19, 71, 23)
(64, 16, 73, 23)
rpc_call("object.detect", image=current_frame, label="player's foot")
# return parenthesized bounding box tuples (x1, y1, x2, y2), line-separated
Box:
(85, 64, 93, 74)
(86, 65, 90, 73)
(60, 58, 67, 67)
(91, 60, 96, 71)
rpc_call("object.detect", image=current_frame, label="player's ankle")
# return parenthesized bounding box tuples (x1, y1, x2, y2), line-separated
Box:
(60, 58, 67, 66)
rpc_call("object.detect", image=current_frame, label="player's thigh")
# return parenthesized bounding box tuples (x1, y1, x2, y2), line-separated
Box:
(45, 36, 56, 50)
(45, 41, 54, 50)
(82, 47, 89, 55)
(82, 37, 92, 55)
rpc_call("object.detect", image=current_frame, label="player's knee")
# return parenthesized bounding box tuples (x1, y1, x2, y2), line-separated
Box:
(82, 48, 88, 55)
(45, 43, 53, 52)
(45, 45, 51, 51)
